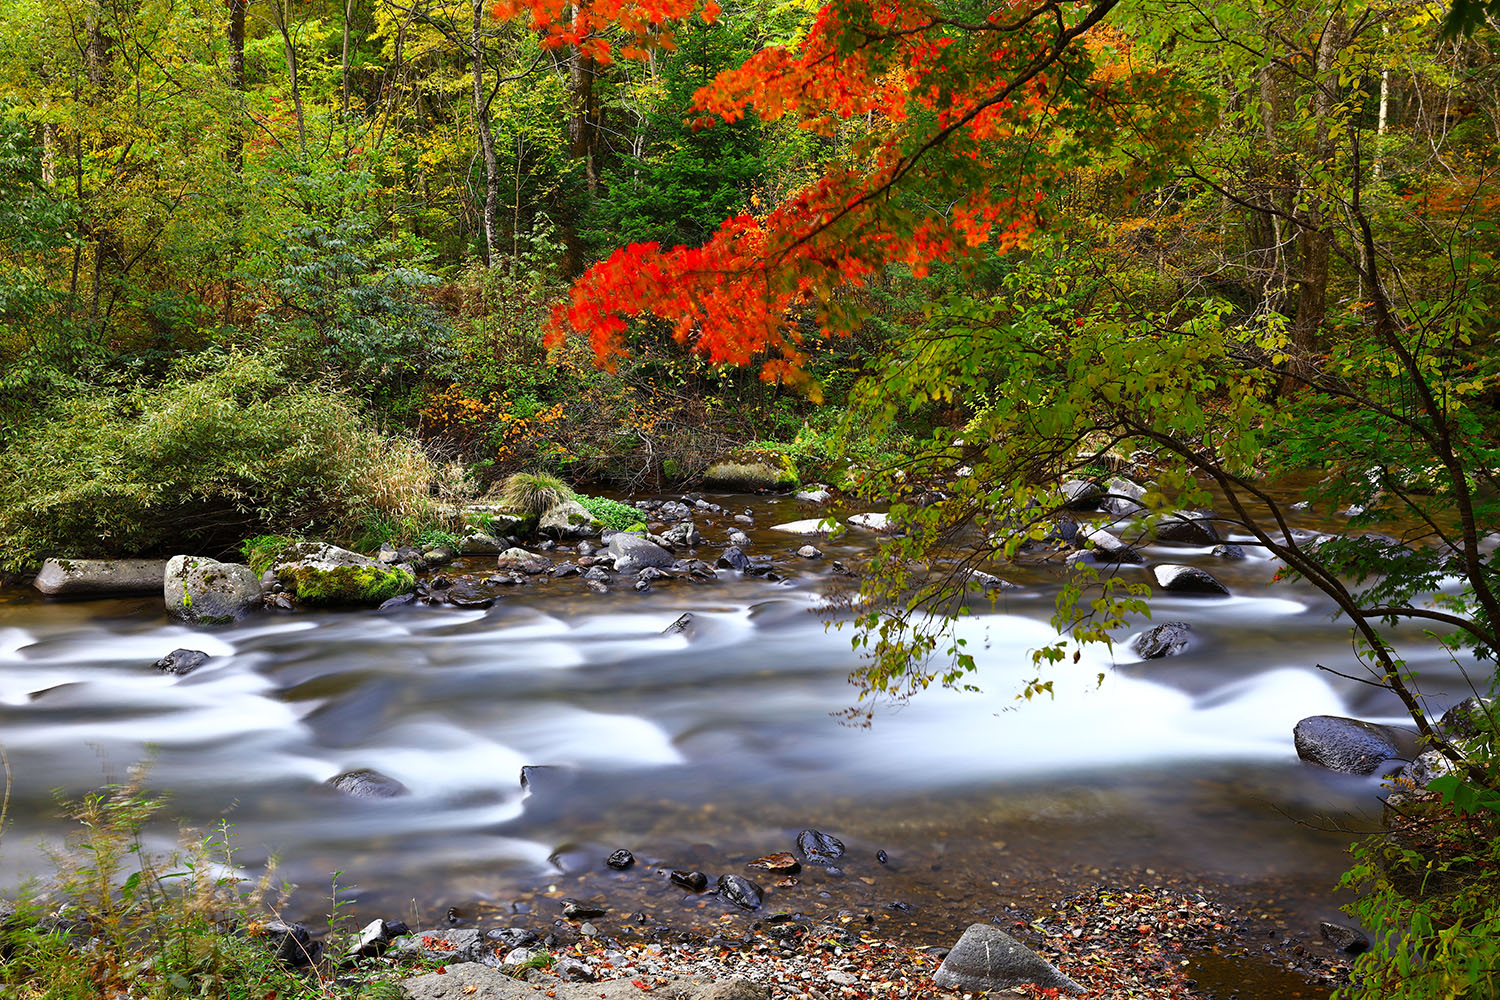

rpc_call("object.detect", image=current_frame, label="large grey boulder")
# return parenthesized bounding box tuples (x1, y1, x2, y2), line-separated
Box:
(459, 531, 503, 555)
(1078, 527, 1144, 564)
(272, 543, 415, 607)
(1060, 479, 1105, 510)
(933, 923, 1083, 995)
(33, 558, 169, 598)
(702, 462, 796, 491)
(390, 928, 485, 965)
(606, 533, 673, 574)
(1294, 715, 1411, 774)
(1101, 477, 1149, 516)
(540, 500, 600, 538)
(164, 555, 262, 624)
(1154, 510, 1221, 545)
(1153, 564, 1229, 595)
(496, 548, 552, 574)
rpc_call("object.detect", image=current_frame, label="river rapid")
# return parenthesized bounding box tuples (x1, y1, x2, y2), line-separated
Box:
(0, 492, 1479, 998)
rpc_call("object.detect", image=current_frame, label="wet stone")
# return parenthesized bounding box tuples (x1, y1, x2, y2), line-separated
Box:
(747, 852, 801, 874)
(561, 899, 605, 920)
(607, 849, 636, 870)
(1212, 543, 1247, 559)
(1133, 621, 1192, 659)
(797, 828, 846, 863)
(670, 870, 708, 892)
(796, 545, 822, 559)
(1319, 921, 1370, 955)
(326, 768, 409, 799)
(933, 922, 1083, 995)
(717, 874, 764, 910)
(717, 546, 751, 572)
(486, 927, 539, 948)
(154, 648, 210, 676)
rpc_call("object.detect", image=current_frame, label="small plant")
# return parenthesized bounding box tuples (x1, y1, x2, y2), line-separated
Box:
(496, 472, 575, 517)
(414, 527, 462, 552)
(574, 494, 642, 531)
(240, 535, 302, 575)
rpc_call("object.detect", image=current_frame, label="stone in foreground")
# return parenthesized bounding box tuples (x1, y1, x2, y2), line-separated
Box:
(165, 554, 263, 624)
(1153, 564, 1229, 595)
(1293, 715, 1410, 775)
(273, 543, 415, 606)
(933, 922, 1084, 995)
(33, 558, 170, 598)
(1133, 621, 1192, 659)
(606, 533, 674, 574)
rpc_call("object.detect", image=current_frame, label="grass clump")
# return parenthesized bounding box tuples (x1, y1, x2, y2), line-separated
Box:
(574, 494, 643, 531)
(495, 472, 575, 517)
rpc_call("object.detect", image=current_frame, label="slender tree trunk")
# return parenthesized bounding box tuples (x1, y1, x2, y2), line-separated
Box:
(342, 0, 354, 156)
(275, 0, 308, 156)
(227, 0, 246, 170)
(472, 0, 501, 266)
(563, 8, 597, 277)
(41, 123, 56, 185)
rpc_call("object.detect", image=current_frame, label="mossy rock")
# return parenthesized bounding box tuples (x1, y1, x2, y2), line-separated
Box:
(703, 460, 799, 492)
(272, 542, 416, 607)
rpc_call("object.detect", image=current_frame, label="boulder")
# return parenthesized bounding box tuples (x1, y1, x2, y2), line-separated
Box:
(1101, 477, 1148, 516)
(728, 530, 752, 548)
(965, 570, 1017, 592)
(1060, 480, 1105, 511)
(717, 547, 751, 572)
(273, 543, 415, 607)
(769, 518, 837, 536)
(1154, 510, 1221, 545)
(702, 462, 797, 492)
(390, 928, 485, 964)
(1294, 715, 1410, 775)
(660, 522, 702, 549)
(32, 558, 170, 598)
(1133, 622, 1191, 659)
(716, 874, 763, 910)
(154, 648, 211, 676)
(1387, 750, 1459, 810)
(1153, 564, 1229, 595)
(1211, 543, 1246, 559)
(326, 768, 409, 799)
(496, 548, 551, 575)
(460, 532, 504, 555)
(848, 512, 892, 532)
(794, 488, 832, 504)
(1078, 527, 1144, 564)
(933, 923, 1083, 995)
(164, 555, 263, 624)
(606, 534, 673, 574)
(796, 545, 822, 559)
(540, 500, 600, 538)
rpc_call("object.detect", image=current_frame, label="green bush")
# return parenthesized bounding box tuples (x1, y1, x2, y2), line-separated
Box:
(574, 494, 643, 531)
(0, 350, 444, 573)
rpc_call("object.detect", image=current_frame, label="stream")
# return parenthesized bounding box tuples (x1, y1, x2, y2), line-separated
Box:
(0, 492, 1479, 999)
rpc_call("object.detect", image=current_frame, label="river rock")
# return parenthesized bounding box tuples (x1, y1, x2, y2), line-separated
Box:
(540, 500, 600, 538)
(1060, 479, 1105, 510)
(671, 870, 708, 892)
(794, 488, 832, 504)
(796, 828, 845, 863)
(446, 582, 496, 609)
(1155, 510, 1221, 545)
(1319, 921, 1370, 955)
(460, 532, 503, 555)
(659, 501, 692, 522)
(966, 570, 1017, 592)
(1078, 527, 1144, 564)
(606, 534, 674, 574)
(747, 852, 800, 874)
(663, 613, 695, 637)
(1294, 715, 1409, 775)
(933, 923, 1083, 995)
(255, 919, 319, 968)
(1386, 749, 1459, 810)
(154, 648, 211, 676)
(728, 530, 751, 548)
(33, 558, 170, 598)
(554, 957, 594, 982)
(1153, 564, 1229, 595)
(1212, 543, 1246, 559)
(346, 918, 407, 959)
(273, 543, 415, 607)
(561, 899, 605, 920)
(1133, 622, 1191, 659)
(716, 874, 763, 910)
(1440, 696, 1496, 736)
(1101, 477, 1148, 516)
(487, 927, 540, 948)
(769, 518, 836, 536)
(703, 462, 796, 491)
(391, 928, 484, 964)
(848, 512, 891, 532)
(496, 548, 551, 574)
(163, 555, 263, 624)
(716, 546, 751, 572)
(519, 765, 576, 793)
(326, 768, 409, 798)
(796, 545, 822, 559)
(661, 522, 702, 549)
(607, 849, 635, 870)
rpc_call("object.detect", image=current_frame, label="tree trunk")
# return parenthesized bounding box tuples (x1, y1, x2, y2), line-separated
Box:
(227, 0, 246, 170)
(472, 0, 501, 266)
(562, 12, 597, 277)
(275, 0, 308, 156)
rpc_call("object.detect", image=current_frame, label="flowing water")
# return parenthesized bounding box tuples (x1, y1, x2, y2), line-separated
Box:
(0, 493, 1479, 997)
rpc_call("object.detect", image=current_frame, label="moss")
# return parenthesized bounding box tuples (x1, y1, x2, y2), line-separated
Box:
(702, 461, 800, 491)
(277, 564, 415, 606)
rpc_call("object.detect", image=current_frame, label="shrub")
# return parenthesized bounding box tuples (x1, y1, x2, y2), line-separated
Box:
(0, 350, 446, 573)
(496, 472, 575, 517)
(574, 494, 643, 531)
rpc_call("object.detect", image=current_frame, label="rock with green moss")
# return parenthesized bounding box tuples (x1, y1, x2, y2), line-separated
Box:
(539, 499, 599, 538)
(702, 460, 798, 492)
(272, 542, 415, 607)
(165, 554, 263, 624)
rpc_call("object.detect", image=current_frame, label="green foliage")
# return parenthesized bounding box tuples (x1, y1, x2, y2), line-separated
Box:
(496, 472, 575, 517)
(0, 351, 442, 573)
(276, 563, 416, 606)
(240, 535, 303, 576)
(574, 494, 642, 531)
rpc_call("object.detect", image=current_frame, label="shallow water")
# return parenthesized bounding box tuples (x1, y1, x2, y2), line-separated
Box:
(0, 493, 1473, 997)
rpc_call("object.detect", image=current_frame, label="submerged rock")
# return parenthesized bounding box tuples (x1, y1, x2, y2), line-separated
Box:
(606, 849, 635, 870)
(326, 768, 409, 799)
(154, 648, 210, 676)
(1133, 622, 1192, 659)
(671, 870, 709, 892)
(796, 829, 846, 863)
(165, 555, 263, 624)
(934, 923, 1083, 994)
(1294, 715, 1409, 775)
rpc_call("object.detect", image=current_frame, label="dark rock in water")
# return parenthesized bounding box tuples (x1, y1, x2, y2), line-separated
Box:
(717, 546, 751, 572)
(633, 577, 652, 593)
(661, 522, 702, 549)
(1155, 510, 1221, 545)
(747, 853, 800, 874)
(561, 899, 606, 920)
(876, 849, 889, 864)
(717, 874, 764, 910)
(1060, 480, 1105, 511)
(585, 579, 609, 595)
(257, 919, 319, 968)
(1101, 477, 1148, 517)
(663, 613, 695, 637)
(671, 870, 708, 892)
(831, 561, 859, 578)
(582, 566, 611, 583)
(797, 829, 846, 863)
(607, 533, 675, 574)
(1211, 543, 1246, 559)
(154, 648, 210, 676)
(1133, 622, 1192, 659)
(486, 927, 539, 948)
(378, 592, 417, 611)
(1319, 921, 1370, 955)
(887, 900, 910, 912)
(326, 768, 409, 799)
(933, 922, 1083, 994)
(1440, 696, 1496, 737)
(551, 562, 581, 578)
(445, 583, 496, 609)
(1153, 564, 1229, 595)
(1294, 715, 1409, 775)
(607, 849, 635, 870)
(519, 765, 576, 793)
